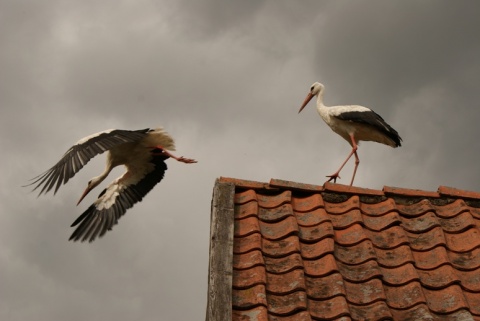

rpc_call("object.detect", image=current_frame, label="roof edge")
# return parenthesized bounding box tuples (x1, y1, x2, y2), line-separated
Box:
(216, 177, 480, 201)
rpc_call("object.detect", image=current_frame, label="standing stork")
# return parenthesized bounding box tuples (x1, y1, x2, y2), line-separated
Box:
(298, 82, 402, 186)
(26, 127, 197, 242)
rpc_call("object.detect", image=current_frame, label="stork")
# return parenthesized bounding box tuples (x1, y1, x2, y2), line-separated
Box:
(298, 82, 402, 186)
(26, 127, 197, 242)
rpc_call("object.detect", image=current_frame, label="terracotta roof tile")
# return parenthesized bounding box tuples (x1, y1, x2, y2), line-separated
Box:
(411, 246, 450, 270)
(374, 245, 415, 267)
(210, 178, 480, 321)
(381, 263, 419, 286)
(262, 235, 301, 257)
(264, 253, 303, 274)
(336, 259, 382, 282)
(300, 237, 335, 261)
(234, 233, 261, 254)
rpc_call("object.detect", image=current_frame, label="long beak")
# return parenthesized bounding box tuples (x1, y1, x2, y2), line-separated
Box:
(77, 187, 92, 206)
(298, 92, 314, 113)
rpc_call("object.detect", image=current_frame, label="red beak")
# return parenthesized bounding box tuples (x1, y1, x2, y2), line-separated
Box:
(77, 187, 91, 206)
(298, 92, 314, 113)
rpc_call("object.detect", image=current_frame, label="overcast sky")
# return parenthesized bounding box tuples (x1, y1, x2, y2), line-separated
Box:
(1, 1, 480, 320)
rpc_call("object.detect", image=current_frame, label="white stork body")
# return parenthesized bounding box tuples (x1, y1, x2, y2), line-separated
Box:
(27, 127, 196, 242)
(299, 82, 402, 185)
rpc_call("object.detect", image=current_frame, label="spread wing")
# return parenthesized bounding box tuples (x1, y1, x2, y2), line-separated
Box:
(26, 128, 151, 196)
(68, 152, 169, 242)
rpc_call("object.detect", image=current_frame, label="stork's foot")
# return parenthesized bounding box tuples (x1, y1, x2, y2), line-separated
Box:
(326, 173, 341, 183)
(176, 156, 197, 164)
(150, 146, 197, 164)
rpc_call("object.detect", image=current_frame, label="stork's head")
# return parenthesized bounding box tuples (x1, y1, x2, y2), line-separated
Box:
(298, 82, 324, 113)
(77, 176, 104, 206)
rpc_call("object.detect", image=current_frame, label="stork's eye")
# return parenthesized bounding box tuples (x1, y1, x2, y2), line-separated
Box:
(310, 86, 315, 92)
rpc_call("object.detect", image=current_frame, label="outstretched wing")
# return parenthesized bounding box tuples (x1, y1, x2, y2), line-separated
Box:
(68, 152, 169, 242)
(27, 128, 151, 196)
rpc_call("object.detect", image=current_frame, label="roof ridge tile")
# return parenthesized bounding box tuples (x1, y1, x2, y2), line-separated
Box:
(383, 186, 440, 198)
(269, 178, 323, 192)
(324, 182, 385, 196)
(438, 186, 480, 200)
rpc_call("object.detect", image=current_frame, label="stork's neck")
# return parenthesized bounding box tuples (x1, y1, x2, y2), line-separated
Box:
(315, 91, 330, 122)
(316, 91, 326, 110)
(91, 160, 114, 189)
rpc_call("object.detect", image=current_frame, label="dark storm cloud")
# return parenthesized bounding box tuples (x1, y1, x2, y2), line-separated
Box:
(1, 1, 480, 321)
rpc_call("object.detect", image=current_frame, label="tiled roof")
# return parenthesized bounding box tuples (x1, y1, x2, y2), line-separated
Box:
(206, 177, 480, 321)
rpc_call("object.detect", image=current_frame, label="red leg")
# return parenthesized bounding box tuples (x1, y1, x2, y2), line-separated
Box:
(348, 134, 359, 186)
(150, 146, 197, 164)
(326, 133, 358, 185)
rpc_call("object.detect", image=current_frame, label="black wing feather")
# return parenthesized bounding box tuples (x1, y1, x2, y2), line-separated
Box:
(68, 153, 169, 242)
(26, 128, 151, 196)
(334, 110, 402, 147)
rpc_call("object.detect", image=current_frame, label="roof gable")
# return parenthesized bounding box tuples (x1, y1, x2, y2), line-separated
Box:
(206, 178, 480, 321)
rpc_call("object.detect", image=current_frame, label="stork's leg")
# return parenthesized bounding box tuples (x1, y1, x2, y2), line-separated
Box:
(150, 146, 197, 164)
(326, 133, 359, 185)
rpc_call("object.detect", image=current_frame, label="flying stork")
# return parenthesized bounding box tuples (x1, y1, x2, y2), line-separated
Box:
(298, 82, 402, 186)
(27, 127, 197, 242)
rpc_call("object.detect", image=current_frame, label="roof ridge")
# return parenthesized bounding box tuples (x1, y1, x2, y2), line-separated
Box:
(217, 177, 480, 201)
